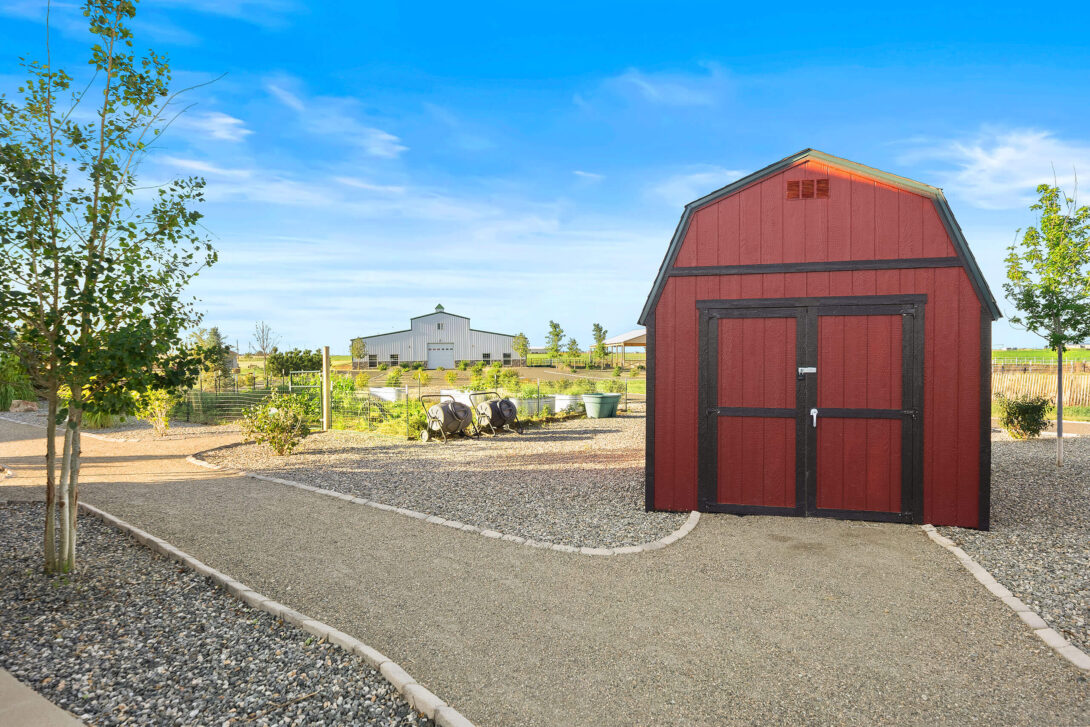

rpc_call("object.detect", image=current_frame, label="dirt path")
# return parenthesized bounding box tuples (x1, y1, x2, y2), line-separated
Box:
(2, 418, 1087, 726)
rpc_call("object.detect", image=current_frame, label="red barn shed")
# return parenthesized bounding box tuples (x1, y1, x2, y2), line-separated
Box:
(640, 150, 1001, 529)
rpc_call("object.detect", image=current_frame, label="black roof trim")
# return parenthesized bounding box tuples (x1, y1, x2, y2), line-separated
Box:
(638, 149, 1001, 324)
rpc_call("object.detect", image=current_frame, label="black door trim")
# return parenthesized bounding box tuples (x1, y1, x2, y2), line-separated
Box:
(698, 294, 925, 524)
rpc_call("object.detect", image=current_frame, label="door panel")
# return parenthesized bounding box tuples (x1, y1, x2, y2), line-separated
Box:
(817, 315, 901, 409)
(719, 317, 795, 409)
(815, 417, 902, 512)
(718, 417, 796, 507)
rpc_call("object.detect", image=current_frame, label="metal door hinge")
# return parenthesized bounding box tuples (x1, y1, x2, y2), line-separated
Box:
(706, 407, 719, 416)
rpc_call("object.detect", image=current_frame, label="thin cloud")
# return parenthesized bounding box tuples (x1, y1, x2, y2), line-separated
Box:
(265, 75, 407, 158)
(647, 166, 745, 207)
(900, 127, 1090, 209)
(602, 65, 728, 107)
(174, 111, 253, 142)
(573, 170, 605, 182)
(334, 176, 407, 194)
(157, 0, 298, 28)
(161, 156, 253, 178)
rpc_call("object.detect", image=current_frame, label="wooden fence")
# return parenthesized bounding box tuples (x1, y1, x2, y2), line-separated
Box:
(991, 371, 1090, 407)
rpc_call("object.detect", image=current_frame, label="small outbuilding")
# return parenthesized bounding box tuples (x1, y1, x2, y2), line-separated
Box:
(639, 150, 1000, 529)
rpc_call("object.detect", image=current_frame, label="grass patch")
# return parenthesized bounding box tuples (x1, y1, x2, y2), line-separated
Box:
(992, 348, 1090, 362)
(990, 401, 1090, 422)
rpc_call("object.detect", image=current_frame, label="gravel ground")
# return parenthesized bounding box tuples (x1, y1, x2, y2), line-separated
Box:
(203, 413, 685, 549)
(940, 433, 1090, 654)
(1, 405, 237, 441)
(0, 504, 428, 727)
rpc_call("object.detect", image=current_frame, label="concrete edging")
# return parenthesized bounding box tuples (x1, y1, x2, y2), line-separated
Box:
(187, 452, 700, 556)
(77, 501, 475, 727)
(921, 524, 1090, 672)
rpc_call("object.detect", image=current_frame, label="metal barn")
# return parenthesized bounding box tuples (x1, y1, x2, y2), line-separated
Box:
(640, 150, 1000, 529)
(351, 305, 517, 368)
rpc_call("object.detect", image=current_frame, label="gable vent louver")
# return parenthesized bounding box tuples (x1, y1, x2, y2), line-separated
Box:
(787, 179, 830, 200)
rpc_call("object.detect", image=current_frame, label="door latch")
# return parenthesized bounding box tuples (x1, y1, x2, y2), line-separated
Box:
(900, 409, 919, 419)
(810, 408, 819, 427)
(797, 366, 816, 380)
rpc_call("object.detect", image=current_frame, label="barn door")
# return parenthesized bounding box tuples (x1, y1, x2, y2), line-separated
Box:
(698, 308, 806, 516)
(698, 296, 923, 523)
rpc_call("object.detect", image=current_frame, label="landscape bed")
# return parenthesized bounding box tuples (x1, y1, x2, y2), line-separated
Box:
(0, 503, 429, 727)
(939, 434, 1090, 654)
(202, 413, 686, 549)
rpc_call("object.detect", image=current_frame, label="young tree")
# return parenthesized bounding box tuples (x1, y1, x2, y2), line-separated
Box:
(350, 337, 367, 370)
(566, 336, 581, 360)
(251, 321, 279, 373)
(512, 332, 529, 364)
(0, 0, 217, 572)
(591, 323, 608, 367)
(191, 327, 232, 378)
(1005, 182, 1090, 466)
(545, 321, 565, 360)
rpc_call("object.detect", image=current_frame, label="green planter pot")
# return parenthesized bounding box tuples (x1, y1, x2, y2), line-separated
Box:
(601, 393, 622, 417)
(582, 393, 607, 418)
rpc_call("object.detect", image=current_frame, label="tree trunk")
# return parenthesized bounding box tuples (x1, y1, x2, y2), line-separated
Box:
(63, 406, 83, 572)
(58, 420, 73, 564)
(43, 395, 58, 573)
(1057, 347, 1064, 467)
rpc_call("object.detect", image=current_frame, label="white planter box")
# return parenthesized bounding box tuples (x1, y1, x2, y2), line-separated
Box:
(508, 396, 555, 416)
(552, 393, 583, 412)
(369, 387, 406, 402)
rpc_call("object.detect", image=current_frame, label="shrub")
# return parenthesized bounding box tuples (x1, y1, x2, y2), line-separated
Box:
(472, 362, 485, 375)
(457, 361, 469, 371)
(133, 388, 182, 437)
(469, 374, 486, 391)
(241, 371, 256, 389)
(996, 395, 1052, 439)
(385, 367, 403, 386)
(354, 372, 371, 389)
(445, 370, 458, 386)
(0, 353, 35, 411)
(378, 362, 389, 371)
(500, 368, 519, 390)
(612, 366, 622, 378)
(634, 363, 646, 372)
(436, 366, 445, 373)
(240, 393, 314, 455)
(597, 379, 626, 394)
(413, 370, 431, 386)
(83, 410, 125, 429)
(332, 375, 355, 394)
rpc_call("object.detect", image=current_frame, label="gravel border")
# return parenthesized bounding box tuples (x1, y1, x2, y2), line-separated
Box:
(0, 502, 444, 726)
(187, 453, 700, 557)
(0, 411, 236, 443)
(74, 501, 475, 727)
(922, 524, 1090, 671)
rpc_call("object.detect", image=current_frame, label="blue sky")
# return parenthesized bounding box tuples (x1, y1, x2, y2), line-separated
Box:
(3, 1, 1089, 352)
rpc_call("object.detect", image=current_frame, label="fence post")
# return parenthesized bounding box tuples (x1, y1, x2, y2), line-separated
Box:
(405, 384, 410, 439)
(321, 346, 332, 432)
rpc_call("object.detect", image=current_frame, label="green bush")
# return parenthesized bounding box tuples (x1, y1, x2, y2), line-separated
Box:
(612, 366, 622, 378)
(444, 370, 458, 386)
(469, 373, 486, 391)
(241, 371, 256, 389)
(354, 372, 371, 389)
(240, 393, 314, 455)
(457, 361, 469, 371)
(133, 388, 182, 436)
(472, 362, 485, 375)
(996, 395, 1052, 439)
(597, 379, 626, 394)
(0, 353, 36, 411)
(499, 368, 519, 390)
(332, 375, 355, 394)
(385, 367, 403, 387)
(378, 363, 389, 371)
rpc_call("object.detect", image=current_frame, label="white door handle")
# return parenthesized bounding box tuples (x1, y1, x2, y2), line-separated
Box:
(810, 408, 818, 427)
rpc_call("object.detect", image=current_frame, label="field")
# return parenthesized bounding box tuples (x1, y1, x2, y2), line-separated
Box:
(992, 348, 1090, 362)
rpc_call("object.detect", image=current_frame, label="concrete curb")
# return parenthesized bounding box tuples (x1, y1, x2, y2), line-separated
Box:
(187, 452, 701, 556)
(921, 524, 1090, 672)
(77, 501, 475, 727)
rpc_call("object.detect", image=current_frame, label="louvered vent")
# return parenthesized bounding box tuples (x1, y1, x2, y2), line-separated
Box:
(786, 178, 830, 200)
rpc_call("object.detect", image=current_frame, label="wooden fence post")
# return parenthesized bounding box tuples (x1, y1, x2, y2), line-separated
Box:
(321, 346, 331, 431)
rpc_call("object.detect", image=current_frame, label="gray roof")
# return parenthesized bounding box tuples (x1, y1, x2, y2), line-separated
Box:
(638, 149, 1001, 324)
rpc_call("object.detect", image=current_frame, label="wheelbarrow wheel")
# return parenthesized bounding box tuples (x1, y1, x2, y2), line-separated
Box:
(420, 429, 430, 442)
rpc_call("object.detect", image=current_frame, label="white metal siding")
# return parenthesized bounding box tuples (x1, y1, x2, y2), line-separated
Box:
(356, 311, 515, 366)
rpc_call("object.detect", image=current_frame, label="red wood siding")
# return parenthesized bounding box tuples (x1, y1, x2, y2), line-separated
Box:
(652, 159, 984, 527)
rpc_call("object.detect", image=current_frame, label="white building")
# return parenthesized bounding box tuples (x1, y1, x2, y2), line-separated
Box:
(351, 304, 518, 369)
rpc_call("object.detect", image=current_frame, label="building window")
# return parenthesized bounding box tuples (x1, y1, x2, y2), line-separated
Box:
(482, 353, 491, 362)
(437, 322, 444, 330)
(390, 354, 399, 365)
(368, 354, 377, 367)
(503, 353, 511, 365)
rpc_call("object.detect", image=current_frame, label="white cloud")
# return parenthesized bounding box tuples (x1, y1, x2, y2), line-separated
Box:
(603, 65, 728, 107)
(647, 165, 745, 207)
(900, 127, 1090, 209)
(265, 76, 407, 158)
(157, 0, 297, 27)
(161, 156, 253, 178)
(334, 177, 406, 194)
(174, 111, 253, 141)
(573, 170, 604, 183)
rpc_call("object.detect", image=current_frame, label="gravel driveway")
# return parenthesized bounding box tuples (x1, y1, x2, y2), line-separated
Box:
(940, 433, 1090, 654)
(0, 504, 428, 727)
(202, 414, 686, 549)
